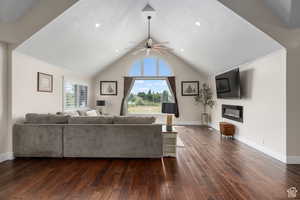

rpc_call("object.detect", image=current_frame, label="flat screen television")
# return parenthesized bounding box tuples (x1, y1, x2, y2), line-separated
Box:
(215, 68, 241, 99)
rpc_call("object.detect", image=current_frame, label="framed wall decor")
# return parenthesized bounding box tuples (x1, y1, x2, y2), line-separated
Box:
(181, 81, 199, 96)
(37, 72, 53, 92)
(100, 81, 118, 96)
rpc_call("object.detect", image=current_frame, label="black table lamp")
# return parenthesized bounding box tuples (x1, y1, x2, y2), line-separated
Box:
(96, 100, 106, 106)
(96, 100, 106, 114)
(162, 103, 177, 131)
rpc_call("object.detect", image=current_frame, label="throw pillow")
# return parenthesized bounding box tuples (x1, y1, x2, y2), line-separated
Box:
(64, 111, 80, 117)
(86, 110, 98, 116)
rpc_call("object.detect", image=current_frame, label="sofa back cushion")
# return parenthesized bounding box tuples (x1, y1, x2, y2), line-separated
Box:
(113, 116, 155, 124)
(68, 116, 113, 124)
(25, 113, 70, 124)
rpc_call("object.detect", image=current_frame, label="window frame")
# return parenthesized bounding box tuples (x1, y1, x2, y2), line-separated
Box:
(63, 81, 89, 111)
(125, 76, 175, 115)
(128, 56, 173, 77)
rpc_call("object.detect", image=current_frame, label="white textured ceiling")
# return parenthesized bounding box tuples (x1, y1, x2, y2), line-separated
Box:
(16, 0, 283, 76)
(0, 0, 39, 22)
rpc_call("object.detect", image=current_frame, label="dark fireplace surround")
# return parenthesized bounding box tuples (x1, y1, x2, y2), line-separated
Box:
(222, 104, 243, 123)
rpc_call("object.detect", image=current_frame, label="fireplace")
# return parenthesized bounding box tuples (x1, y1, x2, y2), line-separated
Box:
(222, 104, 243, 122)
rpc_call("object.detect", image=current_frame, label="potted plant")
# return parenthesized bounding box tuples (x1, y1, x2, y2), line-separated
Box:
(194, 83, 215, 125)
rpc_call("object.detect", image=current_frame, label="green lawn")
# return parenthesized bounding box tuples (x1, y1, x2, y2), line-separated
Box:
(128, 105, 161, 114)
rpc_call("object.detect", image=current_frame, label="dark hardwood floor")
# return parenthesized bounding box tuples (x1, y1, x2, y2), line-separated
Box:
(0, 126, 300, 200)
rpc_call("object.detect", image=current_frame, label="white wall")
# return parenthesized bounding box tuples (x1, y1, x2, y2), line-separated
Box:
(93, 52, 207, 124)
(11, 51, 93, 124)
(209, 49, 286, 162)
(0, 42, 10, 162)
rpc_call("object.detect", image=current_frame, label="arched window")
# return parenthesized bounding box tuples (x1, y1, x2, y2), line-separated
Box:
(129, 57, 172, 77)
(127, 58, 174, 114)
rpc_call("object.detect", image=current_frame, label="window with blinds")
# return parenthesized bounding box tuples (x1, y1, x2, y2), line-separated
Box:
(64, 82, 88, 110)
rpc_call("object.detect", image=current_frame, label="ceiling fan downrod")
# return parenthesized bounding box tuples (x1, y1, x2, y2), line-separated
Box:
(147, 16, 152, 40)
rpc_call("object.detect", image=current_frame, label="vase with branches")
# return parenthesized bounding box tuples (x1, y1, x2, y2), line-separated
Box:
(194, 83, 215, 125)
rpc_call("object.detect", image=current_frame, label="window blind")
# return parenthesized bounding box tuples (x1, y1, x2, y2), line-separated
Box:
(78, 85, 88, 108)
(64, 82, 88, 110)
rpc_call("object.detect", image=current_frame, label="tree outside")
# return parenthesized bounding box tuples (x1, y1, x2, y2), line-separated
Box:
(128, 89, 173, 114)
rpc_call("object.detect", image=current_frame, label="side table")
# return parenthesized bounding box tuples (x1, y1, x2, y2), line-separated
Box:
(162, 125, 178, 157)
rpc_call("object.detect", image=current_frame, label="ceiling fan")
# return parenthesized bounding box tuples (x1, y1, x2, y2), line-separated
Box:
(132, 15, 173, 56)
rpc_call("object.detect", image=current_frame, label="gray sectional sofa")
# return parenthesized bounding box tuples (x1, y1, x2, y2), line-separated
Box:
(13, 114, 163, 158)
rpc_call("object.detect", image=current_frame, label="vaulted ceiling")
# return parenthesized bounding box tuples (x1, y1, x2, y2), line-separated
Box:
(15, 0, 283, 76)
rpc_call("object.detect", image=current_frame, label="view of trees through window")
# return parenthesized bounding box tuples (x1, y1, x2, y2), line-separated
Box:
(127, 80, 174, 114)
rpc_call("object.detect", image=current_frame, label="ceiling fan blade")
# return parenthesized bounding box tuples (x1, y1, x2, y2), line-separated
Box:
(128, 45, 146, 50)
(155, 46, 173, 51)
(152, 44, 167, 48)
(154, 41, 170, 45)
(152, 48, 164, 55)
(132, 48, 146, 55)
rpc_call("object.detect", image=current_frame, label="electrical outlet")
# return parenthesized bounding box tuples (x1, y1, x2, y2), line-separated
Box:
(262, 139, 265, 145)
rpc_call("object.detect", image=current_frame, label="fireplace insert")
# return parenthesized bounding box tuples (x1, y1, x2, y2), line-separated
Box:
(222, 104, 243, 122)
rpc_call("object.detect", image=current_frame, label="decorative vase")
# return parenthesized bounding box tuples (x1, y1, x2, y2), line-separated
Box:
(201, 113, 209, 125)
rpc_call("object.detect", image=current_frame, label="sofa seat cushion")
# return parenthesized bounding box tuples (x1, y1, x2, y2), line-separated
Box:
(68, 116, 113, 124)
(25, 113, 70, 124)
(113, 116, 155, 124)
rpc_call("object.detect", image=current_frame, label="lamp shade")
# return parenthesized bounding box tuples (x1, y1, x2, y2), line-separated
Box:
(162, 103, 177, 114)
(96, 100, 106, 106)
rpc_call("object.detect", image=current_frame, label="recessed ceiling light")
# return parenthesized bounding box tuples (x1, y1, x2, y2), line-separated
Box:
(195, 21, 201, 26)
(115, 49, 120, 53)
(95, 23, 101, 28)
(180, 48, 185, 52)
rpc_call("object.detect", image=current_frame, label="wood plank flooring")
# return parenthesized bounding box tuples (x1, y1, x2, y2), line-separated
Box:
(0, 126, 300, 200)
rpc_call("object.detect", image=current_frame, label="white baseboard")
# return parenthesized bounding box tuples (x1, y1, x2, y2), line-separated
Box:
(234, 136, 287, 163)
(174, 121, 202, 126)
(210, 125, 300, 164)
(209, 125, 287, 163)
(287, 156, 300, 164)
(0, 152, 14, 163)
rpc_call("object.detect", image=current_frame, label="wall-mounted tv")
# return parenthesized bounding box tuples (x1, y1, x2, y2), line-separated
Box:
(215, 68, 241, 99)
